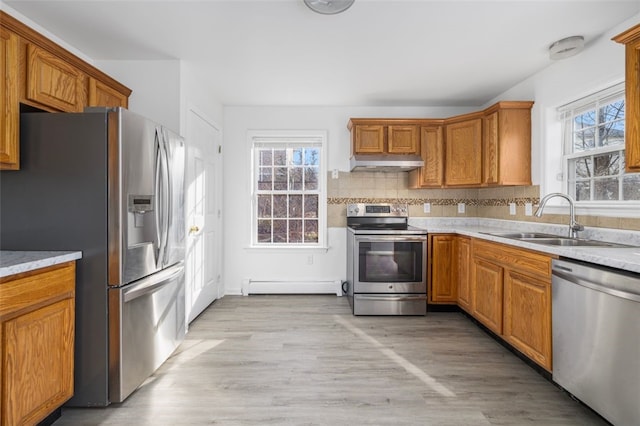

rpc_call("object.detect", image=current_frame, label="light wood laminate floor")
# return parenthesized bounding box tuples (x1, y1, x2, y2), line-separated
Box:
(55, 295, 607, 425)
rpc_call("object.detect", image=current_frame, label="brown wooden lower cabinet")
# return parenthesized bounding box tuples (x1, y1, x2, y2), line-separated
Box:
(0, 261, 76, 425)
(455, 237, 471, 311)
(470, 238, 555, 371)
(471, 257, 504, 334)
(503, 269, 552, 370)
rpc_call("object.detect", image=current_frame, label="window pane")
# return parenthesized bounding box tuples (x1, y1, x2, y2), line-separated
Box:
(273, 220, 287, 243)
(593, 153, 619, 177)
(257, 195, 272, 218)
(258, 167, 272, 190)
(291, 149, 303, 165)
(289, 195, 302, 218)
(304, 195, 318, 218)
(304, 166, 319, 190)
(305, 148, 320, 166)
(259, 149, 272, 166)
(575, 181, 590, 201)
(290, 167, 303, 190)
(304, 220, 318, 243)
(573, 128, 595, 152)
(257, 220, 272, 243)
(623, 174, 640, 200)
(273, 194, 287, 218)
(574, 110, 595, 130)
(274, 149, 287, 166)
(594, 178, 619, 200)
(274, 167, 288, 190)
(289, 220, 302, 243)
(599, 100, 624, 123)
(571, 157, 592, 179)
(599, 120, 624, 147)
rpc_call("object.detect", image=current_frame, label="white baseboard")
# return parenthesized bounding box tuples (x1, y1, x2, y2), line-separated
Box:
(241, 279, 343, 296)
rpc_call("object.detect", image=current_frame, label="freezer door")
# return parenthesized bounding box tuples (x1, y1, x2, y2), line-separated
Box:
(108, 262, 186, 403)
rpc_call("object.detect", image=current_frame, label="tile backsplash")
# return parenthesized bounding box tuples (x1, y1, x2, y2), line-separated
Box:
(327, 171, 640, 230)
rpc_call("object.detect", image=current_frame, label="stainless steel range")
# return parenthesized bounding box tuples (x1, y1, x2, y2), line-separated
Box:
(345, 203, 427, 315)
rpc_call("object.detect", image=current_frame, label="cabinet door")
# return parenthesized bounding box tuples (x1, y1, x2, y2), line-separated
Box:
(1, 28, 19, 170)
(26, 44, 86, 112)
(455, 237, 471, 311)
(418, 125, 443, 187)
(503, 270, 551, 371)
(89, 77, 129, 108)
(445, 118, 482, 186)
(483, 111, 499, 184)
(622, 32, 640, 170)
(2, 298, 75, 425)
(471, 258, 503, 334)
(353, 125, 384, 154)
(429, 235, 456, 303)
(388, 125, 418, 154)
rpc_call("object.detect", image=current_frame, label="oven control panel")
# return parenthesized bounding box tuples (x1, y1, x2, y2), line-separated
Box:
(347, 203, 408, 217)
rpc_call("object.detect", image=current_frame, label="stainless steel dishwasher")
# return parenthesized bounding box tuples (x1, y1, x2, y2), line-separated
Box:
(552, 258, 640, 426)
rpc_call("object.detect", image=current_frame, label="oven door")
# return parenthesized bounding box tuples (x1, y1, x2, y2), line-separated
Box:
(353, 235, 427, 293)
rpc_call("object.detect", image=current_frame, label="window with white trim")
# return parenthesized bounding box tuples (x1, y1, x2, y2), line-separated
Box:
(251, 132, 326, 247)
(560, 83, 640, 202)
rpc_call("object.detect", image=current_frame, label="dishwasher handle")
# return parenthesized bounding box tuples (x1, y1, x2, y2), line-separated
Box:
(552, 259, 640, 303)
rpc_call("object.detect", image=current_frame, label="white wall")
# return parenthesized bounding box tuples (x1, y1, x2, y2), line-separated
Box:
(485, 13, 639, 200)
(96, 60, 182, 132)
(222, 105, 473, 295)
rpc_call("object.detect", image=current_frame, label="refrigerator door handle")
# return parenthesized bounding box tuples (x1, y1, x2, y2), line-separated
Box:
(123, 262, 184, 302)
(154, 128, 164, 267)
(160, 130, 171, 266)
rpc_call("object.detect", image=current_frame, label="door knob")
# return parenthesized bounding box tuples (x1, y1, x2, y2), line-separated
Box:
(189, 225, 200, 234)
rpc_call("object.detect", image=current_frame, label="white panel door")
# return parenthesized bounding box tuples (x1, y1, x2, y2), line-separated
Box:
(185, 107, 222, 323)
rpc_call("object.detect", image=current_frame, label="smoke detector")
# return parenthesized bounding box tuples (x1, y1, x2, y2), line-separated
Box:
(549, 36, 585, 60)
(304, 0, 355, 15)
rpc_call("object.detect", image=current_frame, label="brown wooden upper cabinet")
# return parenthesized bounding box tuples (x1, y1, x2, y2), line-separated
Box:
(0, 11, 131, 170)
(483, 101, 534, 186)
(613, 24, 640, 172)
(408, 123, 444, 188)
(444, 114, 483, 186)
(409, 101, 533, 189)
(348, 119, 420, 155)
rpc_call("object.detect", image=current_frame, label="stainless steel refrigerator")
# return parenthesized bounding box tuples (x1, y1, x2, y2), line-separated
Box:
(0, 107, 186, 406)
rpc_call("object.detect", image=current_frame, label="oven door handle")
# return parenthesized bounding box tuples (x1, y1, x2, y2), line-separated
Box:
(355, 236, 427, 243)
(356, 295, 428, 302)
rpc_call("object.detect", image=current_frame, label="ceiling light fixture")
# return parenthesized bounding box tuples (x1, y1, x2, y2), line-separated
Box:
(304, 0, 355, 15)
(549, 36, 585, 60)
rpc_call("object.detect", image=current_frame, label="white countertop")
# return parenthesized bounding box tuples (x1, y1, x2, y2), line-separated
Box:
(0, 250, 83, 278)
(409, 218, 640, 274)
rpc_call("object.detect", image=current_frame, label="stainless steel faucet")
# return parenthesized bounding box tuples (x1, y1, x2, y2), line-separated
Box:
(534, 193, 584, 238)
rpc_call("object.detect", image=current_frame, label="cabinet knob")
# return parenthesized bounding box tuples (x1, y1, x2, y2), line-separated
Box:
(189, 225, 200, 234)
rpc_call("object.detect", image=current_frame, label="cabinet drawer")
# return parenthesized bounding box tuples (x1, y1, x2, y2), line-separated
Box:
(472, 239, 552, 279)
(0, 262, 75, 320)
(26, 44, 86, 112)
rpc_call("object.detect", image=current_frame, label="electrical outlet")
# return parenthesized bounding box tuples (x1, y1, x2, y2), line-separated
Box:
(332, 169, 339, 179)
(307, 255, 313, 265)
(457, 203, 465, 214)
(423, 203, 431, 214)
(509, 203, 516, 215)
(525, 203, 533, 216)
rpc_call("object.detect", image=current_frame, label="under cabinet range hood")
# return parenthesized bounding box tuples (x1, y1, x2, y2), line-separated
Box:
(349, 154, 424, 172)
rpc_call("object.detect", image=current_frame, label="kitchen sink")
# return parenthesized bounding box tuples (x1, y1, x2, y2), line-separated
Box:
(520, 237, 632, 248)
(482, 231, 633, 248)
(483, 232, 559, 239)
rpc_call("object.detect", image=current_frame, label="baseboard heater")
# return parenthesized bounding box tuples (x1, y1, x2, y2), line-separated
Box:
(241, 279, 343, 296)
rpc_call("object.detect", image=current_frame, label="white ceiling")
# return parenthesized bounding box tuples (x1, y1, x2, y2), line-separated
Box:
(4, 0, 639, 107)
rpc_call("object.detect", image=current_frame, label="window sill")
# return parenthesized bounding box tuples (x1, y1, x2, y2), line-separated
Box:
(244, 245, 330, 253)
